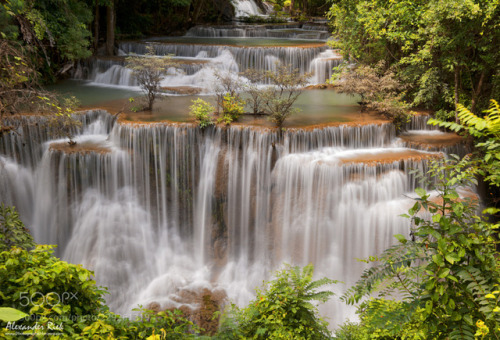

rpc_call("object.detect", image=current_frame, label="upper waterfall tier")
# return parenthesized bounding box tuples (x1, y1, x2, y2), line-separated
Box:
(74, 41, 339, 87)
(119, 41, 326, 73)
(185, 24, 329, 40)
(232, 0, 270, 17)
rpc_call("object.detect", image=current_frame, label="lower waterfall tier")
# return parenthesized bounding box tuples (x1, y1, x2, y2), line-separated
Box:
(0, 111, 465, 329)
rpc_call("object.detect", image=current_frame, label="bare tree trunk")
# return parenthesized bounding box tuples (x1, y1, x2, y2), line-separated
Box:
(93, 1, 99, 54)
(106, 0, 116, 56)
(471, 70, 486, 114)
(290, 0, 295, 15)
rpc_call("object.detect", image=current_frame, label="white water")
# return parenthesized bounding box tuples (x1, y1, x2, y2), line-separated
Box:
(232, 0, 266, 17)
(0, 111, 459, 329)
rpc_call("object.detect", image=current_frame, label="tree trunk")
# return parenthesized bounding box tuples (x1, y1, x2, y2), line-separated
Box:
(192, 0, 204, 23)
(471, 70, 486, 114)
(93, 1, 99, 54)
(454, 65, 460, 123)
(106, 0, 116, 56)
(290, 0, 295, 15)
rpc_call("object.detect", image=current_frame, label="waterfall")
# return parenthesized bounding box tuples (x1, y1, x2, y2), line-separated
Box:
(119, 42, 327, 77)
(309, 49, 342, 84)
(185, 25, 330, 40)
(73, 42, 335, 89)
(0, 110, 452, 329)
(232, 0, 267, 17)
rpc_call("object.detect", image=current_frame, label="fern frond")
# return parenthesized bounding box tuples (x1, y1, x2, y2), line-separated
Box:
(305, 277, 337, 292)
(303, 291, 335, 303)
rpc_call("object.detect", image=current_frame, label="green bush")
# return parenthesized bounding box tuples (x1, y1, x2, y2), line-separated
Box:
(0, 209, 202, 339)
(0, 245, 107, 337)
(190, 98, 215, 129)
(216, 94, 245, 126)
(217, 264, 336, 339)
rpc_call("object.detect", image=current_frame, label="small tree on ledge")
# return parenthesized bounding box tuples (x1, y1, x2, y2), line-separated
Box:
(126, 45, 175, 111)
(263, 64, 310, 128)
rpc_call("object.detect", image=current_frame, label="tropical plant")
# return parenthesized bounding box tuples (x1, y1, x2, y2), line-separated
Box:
(126, 45, 175, 111)
(339, 156, 500, 339)
(217, 264, 336, 339)
(429, 99, 500, 187)
(0, 244, 107, 337)
(213, 70, 243, 116)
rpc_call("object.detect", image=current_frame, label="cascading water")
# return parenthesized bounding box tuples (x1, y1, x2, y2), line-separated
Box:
(73, 22, 335, 90)
(0, 109, 462, 329)
(232, 0, 267, 17)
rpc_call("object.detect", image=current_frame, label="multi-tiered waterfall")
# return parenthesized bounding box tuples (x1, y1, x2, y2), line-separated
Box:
(0, 18, 466, 330)
(73, 22, 338, 91)
(0, 109, 462, 328)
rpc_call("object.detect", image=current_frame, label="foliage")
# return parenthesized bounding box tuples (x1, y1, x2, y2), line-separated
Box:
(42, 96, 82, 145)
(0, 204, 35, 252)
(190, 98, 215, 129)
(0, 37, 82, 145)
(242, 69, 267, 115)
(328, 0, 500, 113)
(0, 245, 108, 337)
(1, 0, 92, 74)
(217, 264, 336, 339)
(219, 93, 245, 124)
(429, 99, 500, 187)
(213, 70, 243, 115)
(331, 63, 412, 129)
(126, 45, 175, 111)
(339, 156, 500, 339)
(78, 307, 202, 339)
(263, 64, 309, 128)
(0, 307, 28, 322)
(0, 236, 202, 338)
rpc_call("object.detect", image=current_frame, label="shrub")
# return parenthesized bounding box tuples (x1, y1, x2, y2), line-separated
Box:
(189, 98, 215, 129)
(0, 245, 107, 337)
(221, 93, 245, 121)
(217, 264, 336, 339)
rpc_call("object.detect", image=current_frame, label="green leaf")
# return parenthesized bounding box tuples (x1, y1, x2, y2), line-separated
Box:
(437, 268, 450, 278)
(415, 187, 427, 198)
(0, 307, 28, 322)
(394, 234, 407, 244)
(432, 254, 444, 266)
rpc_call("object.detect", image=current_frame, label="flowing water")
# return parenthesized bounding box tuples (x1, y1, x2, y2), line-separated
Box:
(0, 110, 461, 327)
(0, 22, 466, 331)
(74, 22, 339, 90)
